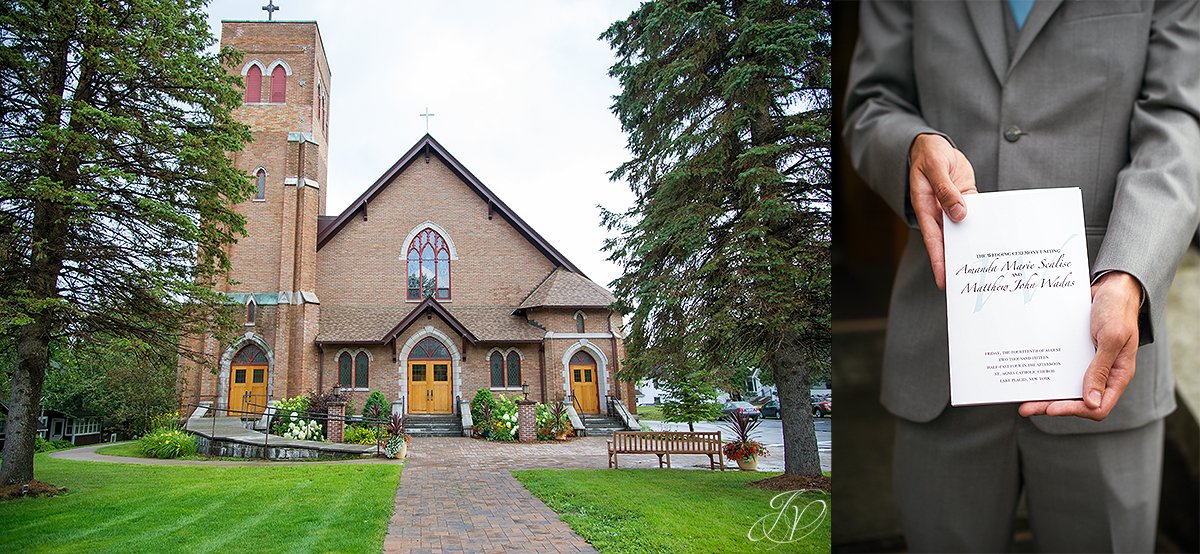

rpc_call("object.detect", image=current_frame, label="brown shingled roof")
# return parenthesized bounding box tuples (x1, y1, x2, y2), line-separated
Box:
(315, 302, 545, 345)
(448, 307, 545, 342)
(314, 306, 408, 344)
(518, 268, 616, 310)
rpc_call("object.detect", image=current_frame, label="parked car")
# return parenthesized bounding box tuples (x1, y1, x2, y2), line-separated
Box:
(722, 401, 761, 421)
(811, 396, 832, 418)
(760, 400, 781, 419)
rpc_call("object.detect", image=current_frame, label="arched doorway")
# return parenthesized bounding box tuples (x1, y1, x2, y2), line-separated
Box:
(569, 351, 600, 414)
(230, 344, 269, 417)
(408, 337, 453, 414)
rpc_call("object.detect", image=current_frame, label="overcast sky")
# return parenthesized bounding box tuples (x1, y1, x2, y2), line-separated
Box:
(204, 0, 640, 289)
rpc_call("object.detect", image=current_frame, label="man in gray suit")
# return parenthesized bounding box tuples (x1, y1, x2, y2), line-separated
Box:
(843, 1, 1200, 551)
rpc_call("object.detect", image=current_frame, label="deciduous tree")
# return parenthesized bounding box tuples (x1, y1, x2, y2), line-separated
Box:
(602, 0, 830, 476)
(0, 0, 251, 484)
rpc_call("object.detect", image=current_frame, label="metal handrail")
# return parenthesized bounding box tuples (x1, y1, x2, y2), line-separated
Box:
(183, 398, 401, 459)
(568, 393, 583, 415)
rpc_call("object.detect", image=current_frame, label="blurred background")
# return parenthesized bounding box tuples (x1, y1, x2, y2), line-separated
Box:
(830, 2, 1200, 552)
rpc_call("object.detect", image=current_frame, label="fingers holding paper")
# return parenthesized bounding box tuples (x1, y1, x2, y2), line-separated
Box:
(1019, 272, 1142, 421)
(908, 133, 978, 290)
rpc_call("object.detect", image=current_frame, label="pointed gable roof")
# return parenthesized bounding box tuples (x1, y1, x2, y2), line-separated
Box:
(518, 267, 617, 310)
(316, 134, 584, 275)
(381, 297, 477, 344)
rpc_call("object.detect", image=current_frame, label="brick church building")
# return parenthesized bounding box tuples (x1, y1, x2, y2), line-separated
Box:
(179, 20, 634, 425)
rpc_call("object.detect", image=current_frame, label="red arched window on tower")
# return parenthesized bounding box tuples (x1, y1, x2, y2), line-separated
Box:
(244, 65, 262, 103)
(406, 228, 451, 300)
(270, 65, 287, 103)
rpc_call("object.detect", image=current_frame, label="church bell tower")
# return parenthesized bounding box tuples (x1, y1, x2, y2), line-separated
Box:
(182, 19, 331, 413)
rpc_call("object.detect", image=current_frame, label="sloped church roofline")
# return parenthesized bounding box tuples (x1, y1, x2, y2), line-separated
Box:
(316, 134, 586, 277)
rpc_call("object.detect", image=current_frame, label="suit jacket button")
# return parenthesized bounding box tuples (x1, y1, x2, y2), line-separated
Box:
(1004, 126, 1023, 142)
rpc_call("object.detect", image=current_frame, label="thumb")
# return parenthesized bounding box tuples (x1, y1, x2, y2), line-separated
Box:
(1082, 339, 1120, 409)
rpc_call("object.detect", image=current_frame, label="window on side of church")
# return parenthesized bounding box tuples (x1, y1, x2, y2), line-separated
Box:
(490, 352, 504, 387)
(245, 65, 262, 103)
(338, 352, 352, 387)
(506, 352, 520, 388)
(355, 352, 369, 388)
(406, 228, 451, 300)
(246, 298, 256, 325)
(575, 312, 585, 333)
(270, 65, 286, 103)
(254, 168, 266, 200)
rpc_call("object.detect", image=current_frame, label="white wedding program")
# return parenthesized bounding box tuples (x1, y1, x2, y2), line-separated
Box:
(943, 188, 1094, 406)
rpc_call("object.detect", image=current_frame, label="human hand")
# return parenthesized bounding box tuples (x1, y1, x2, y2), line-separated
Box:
(909, 133, 978, 290)
(1018, 271, 1142, 421)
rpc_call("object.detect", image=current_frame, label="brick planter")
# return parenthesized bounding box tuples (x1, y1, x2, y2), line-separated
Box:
(517, 399, 536, 443)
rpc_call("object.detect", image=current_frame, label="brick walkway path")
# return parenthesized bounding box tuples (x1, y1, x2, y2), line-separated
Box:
(383, 436, 735, 553)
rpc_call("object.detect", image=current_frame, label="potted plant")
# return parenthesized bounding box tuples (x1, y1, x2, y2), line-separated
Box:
(721, 411, 769, 471)
(384, 414, 410, 460)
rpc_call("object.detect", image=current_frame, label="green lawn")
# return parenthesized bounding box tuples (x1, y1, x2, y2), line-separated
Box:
(513, 469, 829, 553)
(633, 405, 665, 421)
(0, 453, 401, 553)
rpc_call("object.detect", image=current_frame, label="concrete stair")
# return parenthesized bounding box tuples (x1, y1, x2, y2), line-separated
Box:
(579, 413, 629, 437)
(405, 414, 463, 437)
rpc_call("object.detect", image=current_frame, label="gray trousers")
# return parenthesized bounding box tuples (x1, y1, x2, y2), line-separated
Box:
(894, 405, 1164, 553)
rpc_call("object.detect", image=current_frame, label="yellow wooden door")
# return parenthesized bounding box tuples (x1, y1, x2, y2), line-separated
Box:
(409, 362, 429, 414)
(570, 364, 599, 414)
(430, 362, 452, 414)
(230, 365, 268, 417)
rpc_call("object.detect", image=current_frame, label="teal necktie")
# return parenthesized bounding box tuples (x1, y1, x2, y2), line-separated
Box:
(1010, 0, 1034, 29)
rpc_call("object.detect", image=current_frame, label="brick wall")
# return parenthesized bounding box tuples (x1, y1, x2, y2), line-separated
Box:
(316, 155, 558, 307)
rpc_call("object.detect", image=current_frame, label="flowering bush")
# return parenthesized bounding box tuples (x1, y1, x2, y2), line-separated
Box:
(343, 424, 382, 445)
(140, 427, 198, 458)
(535, 400, 573, 440)
(723, 439, 769, 461)
(281, 413, 323, 441)
(272, 395, 313, 435)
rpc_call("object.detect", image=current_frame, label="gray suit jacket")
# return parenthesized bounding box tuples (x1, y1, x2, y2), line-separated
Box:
(844, 0, 1200, 433)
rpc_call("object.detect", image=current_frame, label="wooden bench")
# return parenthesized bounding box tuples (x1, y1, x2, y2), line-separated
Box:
(607, 431, 725, 470)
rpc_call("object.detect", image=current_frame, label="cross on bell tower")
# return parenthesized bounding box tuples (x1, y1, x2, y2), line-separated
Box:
(262, 1, 279, 21)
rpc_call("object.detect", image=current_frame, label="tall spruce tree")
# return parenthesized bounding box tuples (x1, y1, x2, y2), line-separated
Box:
(602, 0, 830, 476)
(0, 0, 251, 484)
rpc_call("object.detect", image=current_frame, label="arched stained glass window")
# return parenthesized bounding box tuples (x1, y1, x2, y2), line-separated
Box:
(338, 352, 352, 387)
(490, 352, 504, 387)
(254, 168, 266, 200)
(406, 228, 451, 300)
(270, 65, 287, 103)
(246, 299, 256, 325)
(570, 351, 596, 367)
(411, 337, 450, 359)
(575, 312, 585, 333)
(244, 65, 262, 103)
(233, 344, 268, 364)
(506, 352, 521, 388)
(355, 352, 369, 388)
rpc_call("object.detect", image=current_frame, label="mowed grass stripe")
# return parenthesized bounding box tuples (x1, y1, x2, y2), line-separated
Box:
(0, 454, 402, 553)
(513, 469, 830, 554)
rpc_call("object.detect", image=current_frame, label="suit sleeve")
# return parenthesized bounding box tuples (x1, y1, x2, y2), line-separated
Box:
(842, 0, 950, 229)
(1092, 0, 1200, 345)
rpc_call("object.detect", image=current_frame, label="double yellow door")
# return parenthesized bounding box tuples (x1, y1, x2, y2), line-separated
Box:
(409, 361, 452, 414)
(230, 364, 267, 416)
(570, 363, 599, 414)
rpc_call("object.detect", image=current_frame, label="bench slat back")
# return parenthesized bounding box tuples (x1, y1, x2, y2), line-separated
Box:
(611, 431, 722, 453)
